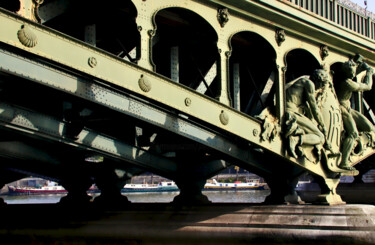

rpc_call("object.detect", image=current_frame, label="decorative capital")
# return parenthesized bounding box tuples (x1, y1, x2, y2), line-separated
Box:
(275, 28, 286, 47)
(217, 8, 229, 28)
(320, 45, 329, 60)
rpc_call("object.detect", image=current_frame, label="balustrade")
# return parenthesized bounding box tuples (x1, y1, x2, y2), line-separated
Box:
(286, 0, 374, 39)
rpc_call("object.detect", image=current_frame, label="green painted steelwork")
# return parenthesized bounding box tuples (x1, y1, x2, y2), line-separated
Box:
(0, 0, 375, 204)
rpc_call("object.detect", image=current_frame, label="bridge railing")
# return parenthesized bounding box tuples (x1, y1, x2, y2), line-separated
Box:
(285, 0, 375, 39)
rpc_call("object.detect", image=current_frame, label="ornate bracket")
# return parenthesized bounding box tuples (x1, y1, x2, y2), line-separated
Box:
(217, 8, 229, 28)
(275, 28, 286, 47)
(33, 0, 44, 23)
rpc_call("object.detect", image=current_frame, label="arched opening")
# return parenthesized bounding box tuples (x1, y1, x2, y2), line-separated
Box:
(40, 0, 139, 61)
(152, 8, 219, 98)
(229, 31, 277, 116)
(285, 49, 320, 83)
(0, 0, 20, 12)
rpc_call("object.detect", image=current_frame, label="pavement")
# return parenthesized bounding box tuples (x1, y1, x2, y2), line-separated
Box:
(0, 203, 374, 245)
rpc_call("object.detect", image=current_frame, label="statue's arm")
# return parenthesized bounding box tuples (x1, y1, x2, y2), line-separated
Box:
(346, 68, 374, 92)
(361, 68, 374, 91)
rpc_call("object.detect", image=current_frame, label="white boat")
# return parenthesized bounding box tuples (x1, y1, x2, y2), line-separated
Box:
(8, 184, 67, 195)
(203, 179, 266, 191)
(122, 181, 179, 193)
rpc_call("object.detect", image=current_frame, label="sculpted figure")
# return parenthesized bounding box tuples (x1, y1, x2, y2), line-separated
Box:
(285, 71, 328, 159)
(335, 57, 375, 170)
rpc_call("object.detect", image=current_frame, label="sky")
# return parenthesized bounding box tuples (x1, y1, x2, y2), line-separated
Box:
(349, 0, 375, 13)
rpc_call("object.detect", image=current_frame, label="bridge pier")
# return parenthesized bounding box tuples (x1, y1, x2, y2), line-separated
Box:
(173, 179, 210, 205)
(172, 159, 228, 205)
(315, 176, 345, 205)
(264, 175, 304, 205)
(93, 168, 132, 207)
(59, 172, 93, 206)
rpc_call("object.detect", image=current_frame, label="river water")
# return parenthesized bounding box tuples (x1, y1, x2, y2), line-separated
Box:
(2, 190, 270, 204)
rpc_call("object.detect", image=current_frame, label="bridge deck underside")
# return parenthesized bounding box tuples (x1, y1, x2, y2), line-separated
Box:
(0, 44, 290, 183)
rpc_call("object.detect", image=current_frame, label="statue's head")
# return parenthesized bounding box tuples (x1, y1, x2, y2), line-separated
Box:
(311, 69, 330, 85)
(341, 60, 356, 79)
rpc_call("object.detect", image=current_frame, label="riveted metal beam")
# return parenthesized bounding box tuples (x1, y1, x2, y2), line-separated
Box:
(0, 48, 274, 175)
(0, 102, 178, 178)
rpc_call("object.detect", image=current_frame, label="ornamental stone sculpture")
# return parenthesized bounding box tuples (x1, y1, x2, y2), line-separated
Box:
(335, 56, 375, 171)
(284, 71, 328, 161)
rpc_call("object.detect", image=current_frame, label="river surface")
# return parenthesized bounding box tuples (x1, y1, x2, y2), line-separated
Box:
(2, 190, 270, 204)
